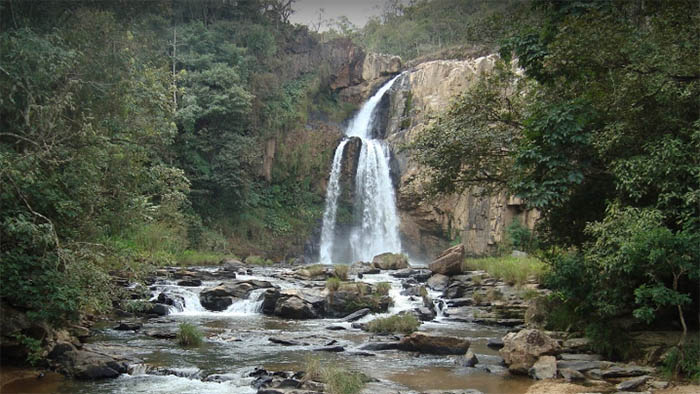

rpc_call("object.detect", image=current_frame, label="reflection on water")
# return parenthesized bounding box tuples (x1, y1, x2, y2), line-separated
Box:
(389, 366, 532, 394)
(0, 370, 65, 394)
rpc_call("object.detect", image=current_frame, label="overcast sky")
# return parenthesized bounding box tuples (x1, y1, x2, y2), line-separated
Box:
(288, 0, 387, 31)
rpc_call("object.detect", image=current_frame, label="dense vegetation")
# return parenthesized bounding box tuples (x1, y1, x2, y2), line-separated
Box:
(409, 0, 699, 363)
(0, 0, 344, 324)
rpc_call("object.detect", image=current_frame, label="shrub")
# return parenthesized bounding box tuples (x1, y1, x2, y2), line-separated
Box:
(175, 250, 227, 266)
(374, 282, 391, 296)
(323, 366, 365, 394)
(13, 334, 43, 366)
(326, 277, 341, 292)
(472, 291, 484, 305)
(506, 219, 538, 252)
(367, 314, 420, 334)
(302, 355, 322, 382)
(176, 322, 203, 347)
(305, 264, 327, 277)
(333, 264, 349, 280)
(124, 300, 152, 313)
(661, 342, 700, 382)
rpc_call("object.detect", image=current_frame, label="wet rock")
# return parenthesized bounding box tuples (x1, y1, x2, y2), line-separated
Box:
(359, 341, 401, 351)
(558, 368, 585, 381)
(325, 287, 391, 317)
(52, 347, 129, 379)
(341, 308, 371, 322)
(48, 341, 76, 360)
(447, 298, 474, 307)
(487, 338, 504, 349)
(411, 269, 433, 282)
(588, 365, 654, 379)
(201, 280, 275, 311)
(372, 253, 409, 270)
(427, 274, 450, 291)
(351, 322, 367, 330)
(325, 325, 346, 331)
(268, 337, 308, 346)
(261, 289, 281, 315)
(391, 268, 417, 278)
(428, 244, 464, 276)
(459, 351, 479, 367)
(616, 375, 650, 391)
(473, 317, 524, 327)
(204, 373, 241, 383)
(149, 303, 170, 316)
(314, 345, 345, 352)
(414, 306, 436, 321)
(114, 322, 142, 331)
(177, 279, 202, 287)
(476, 364, 509, 376)
(529, 355, 557, 380)
(444, 282, 469, 298)
(500, 329, 560, 375)
(398, 332, 470, 355)
(144, 329, 176, 339)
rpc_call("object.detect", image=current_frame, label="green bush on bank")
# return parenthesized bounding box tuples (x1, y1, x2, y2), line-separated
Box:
(176, 322, 203, 347)
(463, 255, 546, 286)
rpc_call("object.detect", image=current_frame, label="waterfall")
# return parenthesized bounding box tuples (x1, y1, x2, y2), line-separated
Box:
(319, 75, 402, 264)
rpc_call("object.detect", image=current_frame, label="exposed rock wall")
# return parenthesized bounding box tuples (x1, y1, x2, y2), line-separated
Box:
(380, 57, 538, 259)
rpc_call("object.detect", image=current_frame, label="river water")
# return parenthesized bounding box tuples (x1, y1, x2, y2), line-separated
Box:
(4, 265, 533, 394)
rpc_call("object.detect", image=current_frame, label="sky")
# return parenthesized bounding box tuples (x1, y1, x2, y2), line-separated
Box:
(288, 0, 388, 31)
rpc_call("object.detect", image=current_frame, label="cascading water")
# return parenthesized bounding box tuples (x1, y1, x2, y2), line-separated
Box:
(319, 75, 402, 264)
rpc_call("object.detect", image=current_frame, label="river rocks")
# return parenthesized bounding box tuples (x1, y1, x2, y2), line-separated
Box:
(588, 365, 654, 379)
(372, 253, 409, 270)
(616, 375, 650, 391)
(325, 288, 392, 317)
(500, 329, 560, 375)
(398, 332, 470, 355)
(556, 360, 609, 372)
(428, 244, 464, 275)
(559, 368, 585, 381)
(200, 280, 275, 311)
(341, 308, 371, 322)
(114, 322, 142, 331)
(274, 295, 319, 319)
(460, 351, 479, 367)
(529, 355, 557, 380)
(349, 261, 380, 276)
(50, 344, 131, 379)
(149, 303, 170, 316)
(562, 337, 590, 352)
(487, 338, 505, 349)
(426, 273, 450, 291)
(359, 341, 402, 351)
(177, 279, 202, 287)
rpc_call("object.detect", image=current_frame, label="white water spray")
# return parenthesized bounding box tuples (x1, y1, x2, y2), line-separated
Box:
(319, 75, 403, 264)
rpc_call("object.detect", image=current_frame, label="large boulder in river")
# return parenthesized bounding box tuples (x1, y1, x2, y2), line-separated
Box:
(500, 329, 560, 375)
(200, 280, 274, 311)
(398, 332, 470, 355)
(426, 274, 450, 291)
(372, 253, 409, 270)
(272, 289, 325, 319)
(428, 244, 464, 276)
(324, 285, 392, 318)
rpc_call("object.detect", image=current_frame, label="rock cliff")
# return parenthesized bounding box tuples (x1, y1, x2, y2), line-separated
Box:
(379, 57, 538, 259)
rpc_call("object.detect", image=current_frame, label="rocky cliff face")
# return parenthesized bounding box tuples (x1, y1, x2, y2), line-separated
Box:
(379, 57, 538, 260)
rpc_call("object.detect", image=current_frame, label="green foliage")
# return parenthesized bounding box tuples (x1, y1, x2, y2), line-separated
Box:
(13, 334, 43, 366)
(322, 366, 365, 394)
(333, 265, 349, 281)
(123, 300, 152, 314)
(463, 256, 546, 287)
(374, 282, 391, 296)
(175, 250, 227, 266)
(661, 342, 700, 382)
(506, 219, 538, 253)
(585, 322, 636, 361)
(176, 322, 203, 347)
(245, 255, 273, 266)
(326, 277, 341, 292)
(367, 314, 421, 335)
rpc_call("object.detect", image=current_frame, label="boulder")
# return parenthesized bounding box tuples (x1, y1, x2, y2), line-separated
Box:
(444, 281, 469, 298)
(529, 355, 557, 380)
(177, 279, 202, 287)
(372, 253, 409, 270)
(114, 322, 142, 331)
(500, 329, 560, 375)
(273, 296, 318, 319)
(426, 274, 450, 291)
(51, 347, 128, 379)
(398, 332, 470, 355)
(428, 244, 464, 276)
(558, 368, 585, 381)
(261, 289, 281, 315)
(325, 288, 391, 317)
(149, 303, 170, 316)
(200, 280, 275, 311)
(349, 261, 380, 276)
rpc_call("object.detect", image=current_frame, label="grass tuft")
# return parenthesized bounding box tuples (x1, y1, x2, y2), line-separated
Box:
(326, 277, 341, 292)
(367, 314, 420, 334)
(176, 322, 203, 347)
(333, 264, 349, 280)
(462, 255, 546, 286)
(374, 282, 391, 296)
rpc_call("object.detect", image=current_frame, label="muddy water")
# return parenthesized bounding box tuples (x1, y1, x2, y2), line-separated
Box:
(9, 266, 533, 393)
